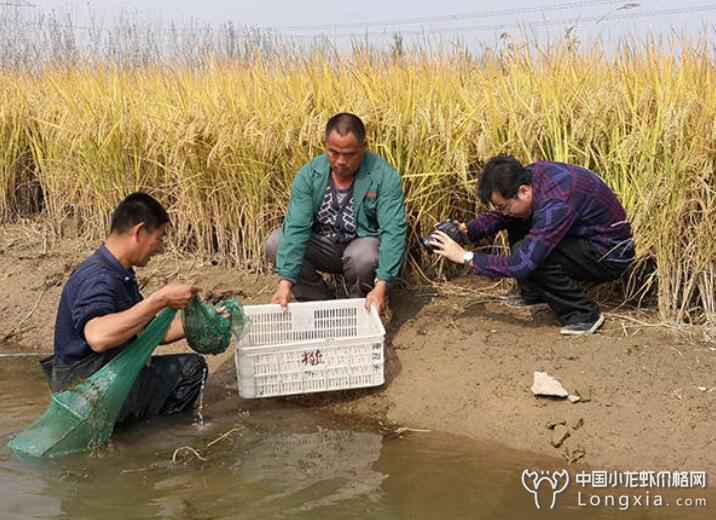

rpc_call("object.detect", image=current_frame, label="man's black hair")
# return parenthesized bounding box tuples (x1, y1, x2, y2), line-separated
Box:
(110, 192, 170, 234)
(325, 112, 366, 144)
(478, 155, 533, 204)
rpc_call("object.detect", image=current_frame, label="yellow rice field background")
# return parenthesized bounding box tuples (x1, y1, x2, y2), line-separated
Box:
(1, 43, 714, 325)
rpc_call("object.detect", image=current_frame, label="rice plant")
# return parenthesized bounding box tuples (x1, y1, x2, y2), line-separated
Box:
(0, 33, 714, 325)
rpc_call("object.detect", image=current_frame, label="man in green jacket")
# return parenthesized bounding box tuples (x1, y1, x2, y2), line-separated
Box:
(267, 113, 407, 314)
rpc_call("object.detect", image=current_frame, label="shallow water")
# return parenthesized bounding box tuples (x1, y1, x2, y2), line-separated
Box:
(1, 357, 713, 519)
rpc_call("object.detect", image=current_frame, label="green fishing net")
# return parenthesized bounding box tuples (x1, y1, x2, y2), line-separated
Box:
(8, 296, 249, 459)
(8, 308, 176, 459)
(182, 296, 249, 355)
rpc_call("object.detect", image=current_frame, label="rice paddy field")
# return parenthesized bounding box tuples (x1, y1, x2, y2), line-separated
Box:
(1, 40, 715, 326)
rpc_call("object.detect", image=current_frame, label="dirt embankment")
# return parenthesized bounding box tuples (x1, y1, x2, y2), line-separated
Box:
(1, 223, 714, 477)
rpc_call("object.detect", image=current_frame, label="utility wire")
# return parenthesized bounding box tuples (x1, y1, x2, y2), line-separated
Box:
(5, 2, 715, 41)
(274, 0, 626, 32)
(0, 0, 629, 36)
(0, 1, 37, 7)
(280, 3, 716, 40)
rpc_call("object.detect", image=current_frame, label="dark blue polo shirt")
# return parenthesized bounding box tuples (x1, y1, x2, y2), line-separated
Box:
(53, 245, 142, 365)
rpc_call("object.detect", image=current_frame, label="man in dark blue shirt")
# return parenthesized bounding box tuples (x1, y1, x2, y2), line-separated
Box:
(44, 192, 207, 424)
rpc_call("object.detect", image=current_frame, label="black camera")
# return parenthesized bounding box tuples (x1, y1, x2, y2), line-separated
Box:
(421, 219, 466, 253)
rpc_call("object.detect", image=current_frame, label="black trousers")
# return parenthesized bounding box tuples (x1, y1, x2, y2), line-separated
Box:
(41, 352, 207, 425)
(507, 221, 631, 326)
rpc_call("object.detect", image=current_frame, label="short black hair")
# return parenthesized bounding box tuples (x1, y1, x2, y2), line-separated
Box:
(478, 155, 532, 204)
(325, 112, 366, 144)
(110, 192, 170, 234)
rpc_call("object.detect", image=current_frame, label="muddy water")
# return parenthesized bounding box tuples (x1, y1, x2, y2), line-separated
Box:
(1, 357, 713, 520)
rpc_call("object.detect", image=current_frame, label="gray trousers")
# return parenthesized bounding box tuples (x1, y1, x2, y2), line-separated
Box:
(266, 229, 380, 301)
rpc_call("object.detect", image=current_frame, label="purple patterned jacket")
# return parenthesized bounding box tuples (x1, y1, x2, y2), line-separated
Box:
(466, 161, 633, 279)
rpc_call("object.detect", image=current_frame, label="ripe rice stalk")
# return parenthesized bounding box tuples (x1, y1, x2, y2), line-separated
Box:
(0, 40, 713, 325)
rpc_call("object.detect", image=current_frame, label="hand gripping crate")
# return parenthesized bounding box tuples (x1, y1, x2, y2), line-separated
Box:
(235, 298, 385, 398)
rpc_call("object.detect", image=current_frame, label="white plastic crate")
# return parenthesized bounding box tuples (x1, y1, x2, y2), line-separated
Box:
(235, 298, 385, 398)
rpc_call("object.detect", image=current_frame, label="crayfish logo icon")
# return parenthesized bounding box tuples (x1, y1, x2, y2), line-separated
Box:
(521, 469, 570, 510)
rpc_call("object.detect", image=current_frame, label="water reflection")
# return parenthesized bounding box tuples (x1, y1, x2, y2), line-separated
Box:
(241, 430, 386, 516)
(1, 357, 714, 519)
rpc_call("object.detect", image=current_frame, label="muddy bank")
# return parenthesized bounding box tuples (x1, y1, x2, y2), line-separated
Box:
(1, 223, 714, 478)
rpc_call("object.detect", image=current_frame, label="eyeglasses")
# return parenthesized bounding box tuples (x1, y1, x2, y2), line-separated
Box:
(491, 198, 516, 215)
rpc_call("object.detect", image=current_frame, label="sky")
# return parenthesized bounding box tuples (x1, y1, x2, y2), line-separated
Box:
(15, 0, 716, 47)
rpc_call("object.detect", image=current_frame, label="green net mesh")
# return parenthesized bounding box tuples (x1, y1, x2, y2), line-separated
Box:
(8, 308, 176, 459)
(8, 295, 250, 459)
(182, 296, 249, 355)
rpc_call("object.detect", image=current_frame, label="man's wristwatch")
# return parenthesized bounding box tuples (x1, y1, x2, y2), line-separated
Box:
(463, 251, 474, 266)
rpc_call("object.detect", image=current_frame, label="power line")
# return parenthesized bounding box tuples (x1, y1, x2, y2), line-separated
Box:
(0, 1, 621, 35)
(280, 3, 716, 40)
(0, 1, 37, 7)
(5, 2, 715, 42)
(9, 18, 244, 36)
(273, 0, 626, 32)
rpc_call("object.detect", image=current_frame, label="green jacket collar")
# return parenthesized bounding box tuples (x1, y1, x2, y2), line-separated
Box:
(311, 152, 377, 210)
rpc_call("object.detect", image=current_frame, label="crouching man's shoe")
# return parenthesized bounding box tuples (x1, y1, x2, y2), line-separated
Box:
(560, 314, 605, 336)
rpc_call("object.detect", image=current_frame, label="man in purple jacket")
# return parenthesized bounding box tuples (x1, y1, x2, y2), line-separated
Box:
(431, 155, 634, 335)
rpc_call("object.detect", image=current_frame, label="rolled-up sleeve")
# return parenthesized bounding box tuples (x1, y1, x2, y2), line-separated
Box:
(71, 275, 118, 336)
